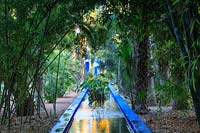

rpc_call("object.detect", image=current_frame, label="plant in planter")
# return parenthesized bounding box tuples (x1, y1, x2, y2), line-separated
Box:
(81, 73, 109, 105)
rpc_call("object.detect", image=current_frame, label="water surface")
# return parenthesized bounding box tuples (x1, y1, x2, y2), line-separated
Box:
(68, 94, 131, 133)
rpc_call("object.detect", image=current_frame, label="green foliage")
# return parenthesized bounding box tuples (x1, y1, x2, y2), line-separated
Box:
(80, 73, 109, 104)
(154, 80, 175, 106)
(0, 0, 199, 127)
(152, 34, 190, 109)
(154, 79, 190, 109)
(44, 51, 81, 103)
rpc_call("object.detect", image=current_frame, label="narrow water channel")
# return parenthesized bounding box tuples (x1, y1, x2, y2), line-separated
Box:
(68, 94, 131, 133)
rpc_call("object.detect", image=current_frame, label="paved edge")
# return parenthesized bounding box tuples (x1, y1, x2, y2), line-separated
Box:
(109, 83, 152, 133)
(48, 89, 88, 133)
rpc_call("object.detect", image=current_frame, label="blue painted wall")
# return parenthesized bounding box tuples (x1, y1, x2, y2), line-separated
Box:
(85, 62, 89, 73)
(84, 55, 90, 73)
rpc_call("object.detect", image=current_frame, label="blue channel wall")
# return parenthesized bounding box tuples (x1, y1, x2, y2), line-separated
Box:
(48, 89, 88, 133)
(109, 84, 152, 133)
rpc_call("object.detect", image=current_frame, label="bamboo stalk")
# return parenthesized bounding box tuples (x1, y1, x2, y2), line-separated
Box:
(54, 49, 61, 117)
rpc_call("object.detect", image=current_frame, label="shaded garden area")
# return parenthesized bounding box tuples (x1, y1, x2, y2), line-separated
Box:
(0, 0, 200, 132)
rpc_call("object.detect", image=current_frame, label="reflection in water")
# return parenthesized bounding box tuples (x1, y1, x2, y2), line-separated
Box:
(68, 95, 130, 133)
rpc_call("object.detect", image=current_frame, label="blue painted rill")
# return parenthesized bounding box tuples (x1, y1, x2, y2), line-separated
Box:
(68, 94, 130, 132)
(49, 85, 151, 133)
(109, 84, 152, 133)
(48, 89, 88, 133)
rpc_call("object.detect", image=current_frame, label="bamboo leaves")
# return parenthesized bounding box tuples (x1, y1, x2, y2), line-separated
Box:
(44, 51, 81, 103)
(0, 0, 96, 128)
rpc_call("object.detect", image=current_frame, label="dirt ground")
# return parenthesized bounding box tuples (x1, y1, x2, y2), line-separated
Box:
(140, 107, 200, 133)
(0, 92, 79, 133)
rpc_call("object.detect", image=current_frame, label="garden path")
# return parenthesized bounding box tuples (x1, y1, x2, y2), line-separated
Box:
(0, 92, 79, 133)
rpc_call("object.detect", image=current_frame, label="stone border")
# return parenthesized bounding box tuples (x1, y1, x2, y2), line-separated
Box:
(109, 83, 152, 133)
(48, 89, 88, 133)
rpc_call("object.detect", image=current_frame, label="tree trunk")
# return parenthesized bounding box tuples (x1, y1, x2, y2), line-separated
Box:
(190, 85, 200, 125)
(117, 59, 123, 93)
(0, 81, 1, 99)
(148, 76, 157, 106)
(188, 67, 200, 126)
(35, 74, 44, 113)
(134, 37, 149, 114)
(117, 59, 120, 84)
